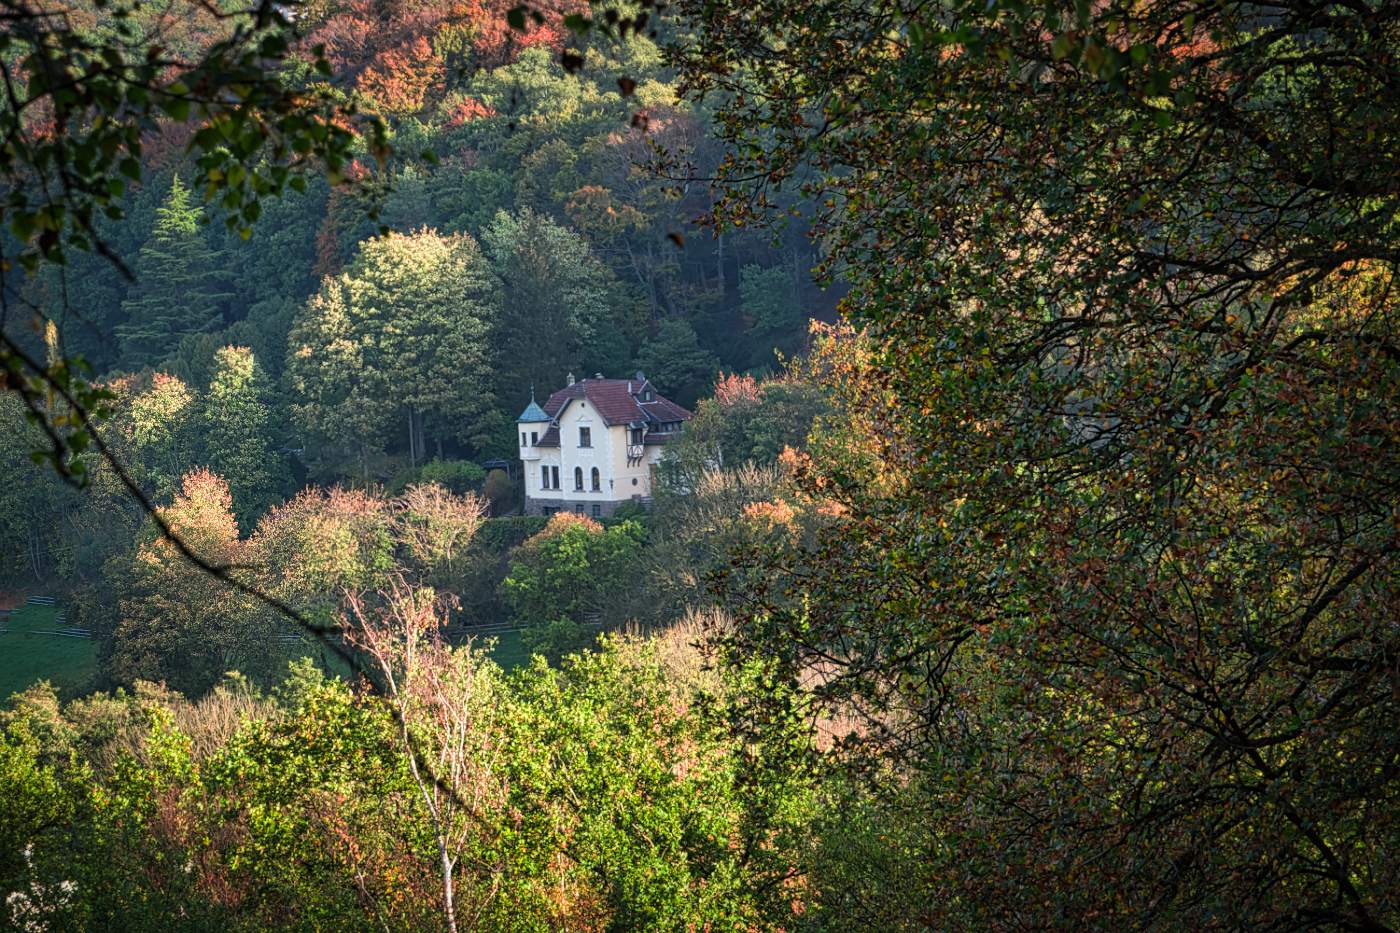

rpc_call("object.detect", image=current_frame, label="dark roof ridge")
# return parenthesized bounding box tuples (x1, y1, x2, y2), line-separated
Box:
(539, 376, 691, 427)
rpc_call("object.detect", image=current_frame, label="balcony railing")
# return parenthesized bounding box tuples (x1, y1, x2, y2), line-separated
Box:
(627, 444, 645, 460)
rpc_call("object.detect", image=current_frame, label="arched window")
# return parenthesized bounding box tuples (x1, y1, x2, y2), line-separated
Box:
(591, 467, 601, 491)
(574, 467, 584, 490)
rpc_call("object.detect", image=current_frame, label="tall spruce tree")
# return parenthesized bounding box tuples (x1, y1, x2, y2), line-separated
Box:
(117, 176, 232, 369)
(483, 208, 610, 416)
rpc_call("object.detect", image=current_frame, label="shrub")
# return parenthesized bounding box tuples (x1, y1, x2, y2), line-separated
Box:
(476, 516, 549, 554)
(502, 514, 646, 626)
(421, 457, 486, 494)
(483, 468, 516, 515)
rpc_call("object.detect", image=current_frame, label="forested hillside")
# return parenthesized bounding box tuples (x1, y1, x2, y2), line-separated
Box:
(4, 0, 1400, 931)
(1, 0, 830, 585)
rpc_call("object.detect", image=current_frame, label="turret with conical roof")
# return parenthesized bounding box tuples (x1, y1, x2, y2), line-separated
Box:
(516, 387, 549, 423)
(516, 387, 550, 461)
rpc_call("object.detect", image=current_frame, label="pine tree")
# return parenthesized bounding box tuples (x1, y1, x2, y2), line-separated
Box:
(483, 208, 610, 416)
(739, 263, 803, 367)
(117, 175, 232, 369)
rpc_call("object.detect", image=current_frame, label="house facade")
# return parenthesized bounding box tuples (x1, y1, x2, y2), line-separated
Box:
(517, 373, 692, 518)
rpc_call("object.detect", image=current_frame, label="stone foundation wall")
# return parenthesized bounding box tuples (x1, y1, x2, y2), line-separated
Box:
(523, 496, 638, 519)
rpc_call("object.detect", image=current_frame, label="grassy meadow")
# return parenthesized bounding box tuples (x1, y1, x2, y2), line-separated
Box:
(0, 604, 100, 701)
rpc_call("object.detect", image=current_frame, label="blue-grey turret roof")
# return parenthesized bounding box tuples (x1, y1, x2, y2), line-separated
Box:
(516, 389, 549, 423)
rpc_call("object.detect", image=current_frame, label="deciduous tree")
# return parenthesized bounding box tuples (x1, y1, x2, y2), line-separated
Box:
(675, 0, 1400, 929)
(125, 372, 196, 501)
(109, 469, 284, 695)
(198, 346, 293, 531)
(502, 512, 646, 635)
(287, 229, 501, 473)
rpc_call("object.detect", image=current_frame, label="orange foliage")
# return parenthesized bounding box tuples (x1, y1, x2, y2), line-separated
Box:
(313, 220, 343, 281)
(356, 36, 445, 114)
(443, 96, 496, 127)
(742, 499, 795, 528)
(306, 0, 587, 115)
(153, 468, 240, 558)
(713, 370, 761, 410)
(466, 0, 585, 69)
(542, 509, 603, 535)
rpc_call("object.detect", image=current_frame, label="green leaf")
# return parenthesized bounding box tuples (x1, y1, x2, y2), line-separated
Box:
(160, 96, 190, 122)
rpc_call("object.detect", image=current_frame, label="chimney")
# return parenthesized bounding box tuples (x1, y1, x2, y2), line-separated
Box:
(566, 372, 575, 387)
(595, 373, 603, 379)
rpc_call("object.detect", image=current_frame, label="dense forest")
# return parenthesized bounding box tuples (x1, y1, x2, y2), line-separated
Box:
(4, 0, 1400, 931)
(1, 0, 833, 579)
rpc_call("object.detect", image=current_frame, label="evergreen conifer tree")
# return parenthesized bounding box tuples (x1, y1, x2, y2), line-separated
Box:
(483, 208, 610, 416)
(635, 319, 718, 410)
(117, 176, 232, 369)
(739, 263, 803, 367)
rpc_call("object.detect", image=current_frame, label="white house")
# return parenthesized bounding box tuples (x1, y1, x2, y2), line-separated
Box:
(517, 372, 692, 518)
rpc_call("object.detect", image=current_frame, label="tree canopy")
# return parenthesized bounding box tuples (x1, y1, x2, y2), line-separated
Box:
(287, 229, 501, 473)
(674, 1, 1400, 930)
(116, 177, 233, 367)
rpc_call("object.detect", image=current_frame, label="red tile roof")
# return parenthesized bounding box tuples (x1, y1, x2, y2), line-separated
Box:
(541, 378, 692, 428)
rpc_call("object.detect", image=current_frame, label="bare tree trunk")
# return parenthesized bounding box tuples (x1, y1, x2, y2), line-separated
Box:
(437, 436, 444, 462)
(646, 243, 658, 318)
(716, 231, 725, 301)
(399, 717, 460, 933)
(347, 587, 505, 933)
